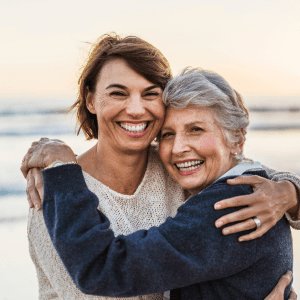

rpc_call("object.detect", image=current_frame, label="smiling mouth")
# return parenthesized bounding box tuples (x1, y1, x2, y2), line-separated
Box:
(175, 160, 204, 172)
(118, 122, 149, 133)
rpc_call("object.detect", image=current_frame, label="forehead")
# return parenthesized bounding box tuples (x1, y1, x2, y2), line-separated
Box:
(96, 58, 155, 88)
(163, 106, 217, 126)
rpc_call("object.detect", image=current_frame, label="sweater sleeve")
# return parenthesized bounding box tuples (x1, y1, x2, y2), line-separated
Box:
(42, 164, 260, 297)
(263, 165, 300, 229)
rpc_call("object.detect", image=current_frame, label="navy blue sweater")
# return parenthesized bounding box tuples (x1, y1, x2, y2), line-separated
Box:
(42, 165, 292, 299)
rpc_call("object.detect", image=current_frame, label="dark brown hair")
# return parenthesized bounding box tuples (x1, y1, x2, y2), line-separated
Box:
(72, 33, 172, 139)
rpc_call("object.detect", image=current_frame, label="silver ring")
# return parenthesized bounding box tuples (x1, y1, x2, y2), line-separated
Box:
(253, 217, 262, 229)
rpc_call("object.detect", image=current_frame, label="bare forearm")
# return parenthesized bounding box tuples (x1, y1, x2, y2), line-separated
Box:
(263, 166, 300, 227)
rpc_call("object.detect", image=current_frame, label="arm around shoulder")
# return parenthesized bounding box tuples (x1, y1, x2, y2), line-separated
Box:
(42, 167, 259, 297)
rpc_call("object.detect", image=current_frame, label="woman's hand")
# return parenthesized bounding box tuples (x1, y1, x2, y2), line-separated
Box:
(214, 175, 298, 241)
(264, 271, 296, 300)
(21, 137, 77, 209)
(21, 137, 76, 177)
(26, 168, 43, 210)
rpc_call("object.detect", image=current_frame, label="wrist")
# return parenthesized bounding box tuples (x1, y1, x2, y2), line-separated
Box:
(283, 180, 299, 218)
(44, 152, 77, 168)
(45, 160, 78, 169)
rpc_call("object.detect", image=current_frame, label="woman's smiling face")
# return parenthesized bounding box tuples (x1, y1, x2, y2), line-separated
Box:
(159, 106, 238, 194)
(87, 58, 165, 154)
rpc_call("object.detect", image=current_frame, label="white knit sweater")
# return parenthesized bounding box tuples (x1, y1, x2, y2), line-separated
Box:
(28, 148, 185, 300)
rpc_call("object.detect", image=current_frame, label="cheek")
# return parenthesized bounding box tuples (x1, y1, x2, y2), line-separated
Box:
(98, 100, 120, 119)
(152, 100, 165, 120)
(203, 137, 231, 162)
(159, 141, 172, 164)
(94, 93, 110, 110)
(196, 136, 219, 156)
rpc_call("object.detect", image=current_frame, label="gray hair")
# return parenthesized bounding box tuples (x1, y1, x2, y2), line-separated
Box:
(162, 68, 249, 159)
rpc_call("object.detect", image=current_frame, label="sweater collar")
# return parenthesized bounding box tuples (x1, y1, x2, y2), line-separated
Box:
(218, 160, 263, 180)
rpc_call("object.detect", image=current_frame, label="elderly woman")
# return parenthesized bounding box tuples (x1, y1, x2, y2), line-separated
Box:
(27, 68, 296, 299)
(22, 35, 300, 299)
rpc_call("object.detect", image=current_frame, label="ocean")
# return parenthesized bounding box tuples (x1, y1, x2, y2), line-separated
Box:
(0, 100, 300, 298)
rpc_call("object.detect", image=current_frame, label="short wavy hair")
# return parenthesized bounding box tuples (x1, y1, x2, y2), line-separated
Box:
(72, 33, 172, 139)
(163, 68, 249, 158)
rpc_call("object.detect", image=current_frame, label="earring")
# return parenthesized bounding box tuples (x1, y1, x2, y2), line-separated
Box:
(233, 152, 239, 160)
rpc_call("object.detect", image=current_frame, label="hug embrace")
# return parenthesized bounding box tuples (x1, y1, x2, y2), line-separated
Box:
(22, 34, 300, 300)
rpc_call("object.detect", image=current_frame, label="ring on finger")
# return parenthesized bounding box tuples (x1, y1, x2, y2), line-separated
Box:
(252, 216, 262, 229)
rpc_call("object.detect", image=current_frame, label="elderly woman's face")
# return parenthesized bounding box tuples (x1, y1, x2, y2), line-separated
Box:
(87, 58, 165, 153)
(159, 106, 238, 194)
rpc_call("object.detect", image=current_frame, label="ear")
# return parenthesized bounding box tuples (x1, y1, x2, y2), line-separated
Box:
(86, 91, 96, 114)
(230, 143, 243, 157)
(230, 130, 245, 156)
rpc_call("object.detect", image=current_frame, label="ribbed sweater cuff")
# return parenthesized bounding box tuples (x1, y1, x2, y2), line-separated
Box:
(43, 164, 87, 194)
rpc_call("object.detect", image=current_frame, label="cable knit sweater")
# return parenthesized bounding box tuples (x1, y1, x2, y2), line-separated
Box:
(28, 148, 185, 300)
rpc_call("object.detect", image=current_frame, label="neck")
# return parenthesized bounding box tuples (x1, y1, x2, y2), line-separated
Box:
(78, 142, 149, 195)
(187, 160, 238, 196)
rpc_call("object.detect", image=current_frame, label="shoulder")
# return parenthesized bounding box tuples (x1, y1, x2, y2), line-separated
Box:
(176, 171, 269, 225)
(186, 178, 252, 209)
(193, 169, 269, 205)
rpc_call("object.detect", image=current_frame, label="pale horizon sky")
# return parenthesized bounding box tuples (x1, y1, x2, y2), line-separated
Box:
(1, 0, 300, 105)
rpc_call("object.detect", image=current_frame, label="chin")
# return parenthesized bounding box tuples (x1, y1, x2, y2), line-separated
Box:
(122, 143, 150, 154)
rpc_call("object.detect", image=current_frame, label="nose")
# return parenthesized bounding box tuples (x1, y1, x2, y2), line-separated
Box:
(126, 94, 146, 118)
(172, 134, 190, 156)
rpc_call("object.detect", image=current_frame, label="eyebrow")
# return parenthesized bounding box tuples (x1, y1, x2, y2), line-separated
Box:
(144, 84, 161, 91)
(187, 121, 206, 126)
(106, 84, 127, 90)
(161, 121, 206, 131)
(106, 84, 160, 91)
(160, 126, 173, 132)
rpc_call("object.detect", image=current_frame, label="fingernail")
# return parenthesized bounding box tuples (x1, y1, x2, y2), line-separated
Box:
(214, 203, 221, 210)
(215, 220, 223, 228)
(35, 204, 41, 211)
(239, 237, 245, 242)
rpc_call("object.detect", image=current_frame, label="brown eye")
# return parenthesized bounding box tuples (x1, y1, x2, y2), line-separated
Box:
(110, 91, 127, 99)
(161, 131, 174, 139)
(143, 90, 161, 100)
(191, 126, 203, 132)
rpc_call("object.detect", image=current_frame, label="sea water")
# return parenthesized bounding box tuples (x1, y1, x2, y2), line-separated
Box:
(0, 100, 299, 298)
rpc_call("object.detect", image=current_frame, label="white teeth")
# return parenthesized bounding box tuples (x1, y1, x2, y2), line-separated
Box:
(175, 160, 204, 171)
(119, 122, 148, 132)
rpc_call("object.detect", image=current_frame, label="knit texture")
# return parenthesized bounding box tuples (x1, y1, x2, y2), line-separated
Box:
(28, 148, 185, 300)
(42, 167, 293, 299)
